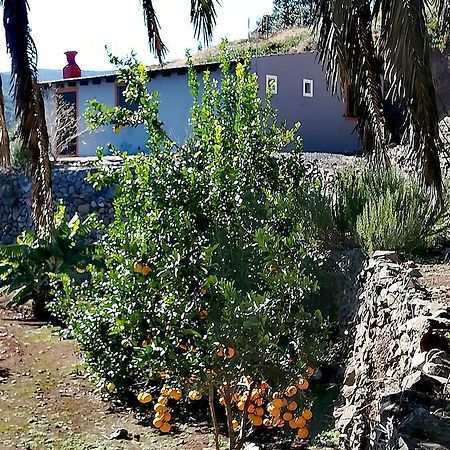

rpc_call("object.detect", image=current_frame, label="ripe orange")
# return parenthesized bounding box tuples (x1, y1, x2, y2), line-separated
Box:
(237, 401, 245, 411)
(157, 395, 168, 404)
(302, 409, 313, 420)
(188, 390, 202, 401)
(137, 392, 152, 404)
(298, 379, 309, 390)
(141, 265, 152, 275)
(298, 427, 309, 439)
(160, 422, 171, 433)
(153, 418, 163, 428)
(247, 404, 255, 413)
(296, 417, 306, 428)
(289, 419, 298, 429)
(163, 412, 172, 421)
(287, 401, 298, 411)
(252, 416, 263, 426)
(255, 407, 264, 417)
(255, 398, 264, 406)
(272, 398, 284, 409)
(283, 412, 293, 421)
(170, 388, 182, 401)
(268, 407, 281, 417)
(225, 347, 236, 359)
(154, 403, 168, 413)
(286, 385, 297, 397)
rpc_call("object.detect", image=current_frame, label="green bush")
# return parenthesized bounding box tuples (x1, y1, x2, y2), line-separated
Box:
(334, 168, 450, 254)
(0, 204, 102, 320)
(64, 49, 331, 447)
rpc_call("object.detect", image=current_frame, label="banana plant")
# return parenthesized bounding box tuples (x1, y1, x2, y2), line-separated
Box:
(0, 204, 104, 320)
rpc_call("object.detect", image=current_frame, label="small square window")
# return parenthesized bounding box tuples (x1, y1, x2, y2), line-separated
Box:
(266, 75, 278, 95)
(303, 79, 314, 98)
(116, 84, 138, 111)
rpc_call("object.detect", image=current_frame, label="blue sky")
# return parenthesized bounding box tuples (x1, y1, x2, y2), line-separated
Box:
(0, 0, 274, 72)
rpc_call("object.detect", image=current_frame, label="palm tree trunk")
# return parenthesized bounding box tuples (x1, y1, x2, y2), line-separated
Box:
(0, 74, 11, 168)
(2, 0, 53, 235)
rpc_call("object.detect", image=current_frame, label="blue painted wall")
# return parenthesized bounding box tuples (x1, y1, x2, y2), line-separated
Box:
(45, 53, 361, 157)
(251, 53, 360, 153)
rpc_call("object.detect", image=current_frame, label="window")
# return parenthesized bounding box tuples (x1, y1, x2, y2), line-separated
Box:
(116, 84, 138, 111)
(266, 75, 278, 95)
(303, 79, 314, 98)
(344, 82, 357, 119)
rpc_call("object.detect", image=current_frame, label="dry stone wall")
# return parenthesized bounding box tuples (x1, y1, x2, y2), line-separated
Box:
(0, 162, 116, 244)
(335, 251, 450, 450)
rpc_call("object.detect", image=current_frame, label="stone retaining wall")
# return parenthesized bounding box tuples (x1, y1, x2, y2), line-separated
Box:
(335, 251, 450, 449)
(0, 161, 116, 244)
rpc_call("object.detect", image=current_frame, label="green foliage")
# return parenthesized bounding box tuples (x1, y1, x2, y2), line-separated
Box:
(0, 204, 102, 319)
(193, 30, 315, 65)
(270, 0, 313, 31)
(334, 168, 450, 254)
(10, 124, 27, 169)
(313, 428, 340, 448)
(63, 49, 331, 443)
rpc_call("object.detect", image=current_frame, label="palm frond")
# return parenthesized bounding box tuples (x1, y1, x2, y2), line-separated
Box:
(0, 74, 11, 167)
(381, 0, 443, 193)
(141, 0, 167, 64)
(437, 0, 450, 32)
(190, 0, 219, 43)
(3, 0, 53, 234)
(313, 0, 388, 164)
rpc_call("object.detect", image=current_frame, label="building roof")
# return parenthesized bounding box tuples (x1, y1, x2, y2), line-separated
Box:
(39, 60, 223, 89)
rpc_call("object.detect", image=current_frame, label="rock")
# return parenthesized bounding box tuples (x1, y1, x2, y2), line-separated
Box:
(108, 428, 133, 440)
(406, 268, 423, 278)
(372, 250, 401, 263)
(77, 204, 90, 215)
(399, 408, 450, 447)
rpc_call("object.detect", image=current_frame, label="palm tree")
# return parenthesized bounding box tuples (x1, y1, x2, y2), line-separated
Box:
(143, 0, 449, 195)
(312, 0, 450, 195)
(0, 74, 11, 168)
(0, 0, 219, 235)
(2, 0, 52, 235)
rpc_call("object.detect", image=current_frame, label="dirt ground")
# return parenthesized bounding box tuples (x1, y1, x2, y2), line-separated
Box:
(0, 306, 217, 450)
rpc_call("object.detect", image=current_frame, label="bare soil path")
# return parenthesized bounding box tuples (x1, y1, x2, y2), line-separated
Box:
(0, 305, 214, 450)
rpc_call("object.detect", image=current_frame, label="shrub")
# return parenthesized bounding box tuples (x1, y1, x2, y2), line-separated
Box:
(334, 168, 450, 254)
(66, 48, 331, 448)
(0, 204, 102, 320)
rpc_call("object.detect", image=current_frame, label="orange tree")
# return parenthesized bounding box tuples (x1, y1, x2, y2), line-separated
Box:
(64, 47, 331, 449)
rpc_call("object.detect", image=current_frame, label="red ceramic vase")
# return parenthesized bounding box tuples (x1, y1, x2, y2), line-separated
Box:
(63, 51, 81, 79)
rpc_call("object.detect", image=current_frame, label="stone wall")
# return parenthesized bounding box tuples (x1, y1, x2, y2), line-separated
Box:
(335, 251, 450, 449)
(0, 160, 116, 244)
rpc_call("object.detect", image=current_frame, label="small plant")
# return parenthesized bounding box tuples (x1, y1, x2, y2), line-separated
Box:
(0, 204, 102, 319)
(67, 48, 332, 449)
(334, 168, 450, 254)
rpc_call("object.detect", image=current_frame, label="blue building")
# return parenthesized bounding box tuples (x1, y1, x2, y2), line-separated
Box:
(40, 52, 360, 157)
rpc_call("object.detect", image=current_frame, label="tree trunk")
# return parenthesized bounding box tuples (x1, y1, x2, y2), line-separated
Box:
(0, 74, 11, 168)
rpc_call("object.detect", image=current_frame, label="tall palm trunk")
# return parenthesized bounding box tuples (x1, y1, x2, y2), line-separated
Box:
(2, 0, 53, 235)
(0, 74, 11, 168)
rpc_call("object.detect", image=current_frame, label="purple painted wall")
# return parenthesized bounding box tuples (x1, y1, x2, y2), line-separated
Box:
(251, 53, 361, 153)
